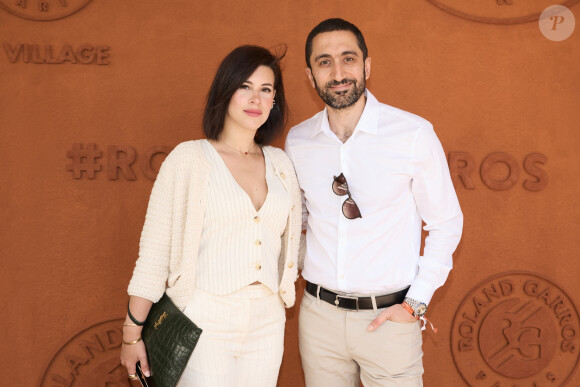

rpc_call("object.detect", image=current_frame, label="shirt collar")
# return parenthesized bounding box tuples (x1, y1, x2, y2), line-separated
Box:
(310, 89, 380, 138)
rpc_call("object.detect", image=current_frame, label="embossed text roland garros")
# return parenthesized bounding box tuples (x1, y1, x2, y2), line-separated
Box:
(451, 272, 580, 386)
(40, 319, 129, 386)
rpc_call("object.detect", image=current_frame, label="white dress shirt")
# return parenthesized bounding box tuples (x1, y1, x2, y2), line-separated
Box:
(285, 90, 463, 304)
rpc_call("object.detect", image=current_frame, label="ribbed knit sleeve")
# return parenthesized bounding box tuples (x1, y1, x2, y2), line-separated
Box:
(127, 148, 177, 303)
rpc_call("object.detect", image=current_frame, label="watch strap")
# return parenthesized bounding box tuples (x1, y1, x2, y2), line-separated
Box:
(401, 301, 419, 320)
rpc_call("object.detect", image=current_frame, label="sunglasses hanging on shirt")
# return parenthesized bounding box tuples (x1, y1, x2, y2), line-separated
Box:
(332, 173, 362, 219)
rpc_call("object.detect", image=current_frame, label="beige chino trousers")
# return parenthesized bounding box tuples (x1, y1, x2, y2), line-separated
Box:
(299, 289, 424, 387)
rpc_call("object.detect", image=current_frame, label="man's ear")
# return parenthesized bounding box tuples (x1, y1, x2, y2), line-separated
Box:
(305, 67, 316, 88)
(364, 57, 371, 80)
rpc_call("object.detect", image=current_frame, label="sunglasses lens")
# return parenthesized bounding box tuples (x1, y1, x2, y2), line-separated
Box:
(332, 180, 348, 196)
(342, 198, 362, 219)
(332, 174, 348, 196)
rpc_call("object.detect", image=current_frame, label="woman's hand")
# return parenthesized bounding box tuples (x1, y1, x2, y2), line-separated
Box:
(367, 303, 417, 332)
(120, 296, 154, 379)
(120, 325, 150, 378)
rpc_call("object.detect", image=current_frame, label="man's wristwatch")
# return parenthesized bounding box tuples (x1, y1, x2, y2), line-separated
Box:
(402, 297, 427, 318)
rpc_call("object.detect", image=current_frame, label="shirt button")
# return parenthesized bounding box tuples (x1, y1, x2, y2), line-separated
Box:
(255, 263, 262, 271)
(280, 172, 286, 179)
(254, 240, 261, 246)
(254, 216, 260, 223)
(288, 262, 294, 268)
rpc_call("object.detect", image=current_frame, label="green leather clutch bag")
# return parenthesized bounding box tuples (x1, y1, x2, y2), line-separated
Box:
(141, 293, 202, 387)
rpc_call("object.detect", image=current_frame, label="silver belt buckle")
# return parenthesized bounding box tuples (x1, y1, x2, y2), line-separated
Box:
(335, 294, 359, 311)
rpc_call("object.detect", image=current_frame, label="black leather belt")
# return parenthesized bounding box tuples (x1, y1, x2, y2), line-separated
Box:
(305, 281, 408, 311)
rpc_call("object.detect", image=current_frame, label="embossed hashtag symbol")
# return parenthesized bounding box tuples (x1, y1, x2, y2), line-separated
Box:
(66, 143, 103, 179)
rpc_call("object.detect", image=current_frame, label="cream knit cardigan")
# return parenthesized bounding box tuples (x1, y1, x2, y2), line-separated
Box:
(128, 140, 303, 309)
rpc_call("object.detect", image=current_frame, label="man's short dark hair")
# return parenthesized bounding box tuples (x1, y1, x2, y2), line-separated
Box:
(305, 18, 368, 69)
(203, 45, 287, 146)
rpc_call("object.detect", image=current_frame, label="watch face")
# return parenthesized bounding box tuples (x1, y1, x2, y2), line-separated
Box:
(416, 303, 427, 316)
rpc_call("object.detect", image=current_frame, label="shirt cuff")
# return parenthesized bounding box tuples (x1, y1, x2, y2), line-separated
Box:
(405, 281, 436, 306)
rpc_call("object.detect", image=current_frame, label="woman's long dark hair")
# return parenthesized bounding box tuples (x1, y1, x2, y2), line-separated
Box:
(203, 45, 287, 146)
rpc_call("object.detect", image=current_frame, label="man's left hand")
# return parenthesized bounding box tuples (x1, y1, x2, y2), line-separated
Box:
(367, 303, 417, 331)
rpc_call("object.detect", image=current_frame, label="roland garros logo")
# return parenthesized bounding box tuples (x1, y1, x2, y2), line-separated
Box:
(0, 0, 93, 21)
(40, 318, 131, 386)
(451, 272, 580, 386)
(426, 0, 579, 24)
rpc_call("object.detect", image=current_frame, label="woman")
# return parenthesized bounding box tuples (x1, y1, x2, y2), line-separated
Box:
(120, 45, 302, 386)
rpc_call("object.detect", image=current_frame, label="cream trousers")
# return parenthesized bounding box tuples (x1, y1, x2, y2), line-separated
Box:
(299, 290, 424, 387)
(178, 284, 286, 387)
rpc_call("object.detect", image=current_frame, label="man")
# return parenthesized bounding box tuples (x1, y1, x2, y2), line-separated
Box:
(285, 18, 463, 386)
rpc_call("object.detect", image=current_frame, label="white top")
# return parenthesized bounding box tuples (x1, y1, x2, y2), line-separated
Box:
(127, 140, 303, 309)
(285, 90, 463, 304)
(196, 140, 290, 295)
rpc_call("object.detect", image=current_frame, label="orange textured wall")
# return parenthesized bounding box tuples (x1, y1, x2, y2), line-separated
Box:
(1, 1, 579, 386)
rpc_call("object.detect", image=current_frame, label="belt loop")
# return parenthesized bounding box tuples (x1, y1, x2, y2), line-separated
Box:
(371, 295, 378, 314)
(316, 285, 321, 306)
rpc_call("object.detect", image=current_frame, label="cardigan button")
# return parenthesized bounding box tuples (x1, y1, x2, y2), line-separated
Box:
(254, 216, 261, 223)
(288, 262, 294, 268)
(255, 263, 262, 271)
(280, 172, 286, 179)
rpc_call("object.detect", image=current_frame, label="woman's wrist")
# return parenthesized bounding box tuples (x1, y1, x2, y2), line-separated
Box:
(127, 301, 147, 326)
(123, 321, 143, 330)
(122, 323, 143, 343)
(123, 317, 143, 337)
(122, 336, 142, 345)
(123, 325, 143, 331)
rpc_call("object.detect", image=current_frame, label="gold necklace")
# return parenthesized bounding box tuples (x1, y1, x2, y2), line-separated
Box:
(216, 140, 262, 157)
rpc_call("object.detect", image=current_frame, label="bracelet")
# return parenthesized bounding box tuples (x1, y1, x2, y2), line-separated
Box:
(123, 322, 139, 327)
(127, 302, 145, 326)
(401, 301, 419, 320)
(122, 337, 142, 345)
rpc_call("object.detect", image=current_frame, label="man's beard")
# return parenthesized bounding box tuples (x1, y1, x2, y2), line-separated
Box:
(313, 72, 366, 110)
